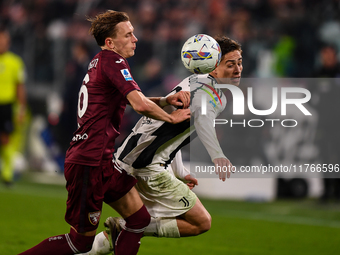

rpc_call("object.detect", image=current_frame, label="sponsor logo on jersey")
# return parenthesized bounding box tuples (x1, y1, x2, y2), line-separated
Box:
(116, 58, 124, 63)
(142, 117, 153, 125)
(72, 133, 88, 141)
(88, 211, 101, 225)
(120, 69, 133, 81)
(88, 58, 98, 70)
(49, 236, 63, 242)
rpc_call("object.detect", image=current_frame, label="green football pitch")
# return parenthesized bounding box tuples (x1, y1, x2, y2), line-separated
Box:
(1, 177, 340, 255)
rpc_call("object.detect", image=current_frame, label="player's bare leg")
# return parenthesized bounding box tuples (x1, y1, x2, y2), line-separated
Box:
(108, 186, 143, 218)
(176, 198, 211, 236)
(107, 187, 150, 255)
(142, 198, 211, 238)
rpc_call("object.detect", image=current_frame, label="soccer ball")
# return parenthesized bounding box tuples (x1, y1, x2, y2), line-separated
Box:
(181, 34, 221, 74)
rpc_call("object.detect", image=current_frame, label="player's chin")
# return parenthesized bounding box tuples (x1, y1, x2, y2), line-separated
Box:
(127, 50, 135, 58)
(230, 78, 241, 86)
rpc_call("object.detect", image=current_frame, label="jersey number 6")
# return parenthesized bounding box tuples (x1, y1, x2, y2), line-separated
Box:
(78, 74, 89, 118)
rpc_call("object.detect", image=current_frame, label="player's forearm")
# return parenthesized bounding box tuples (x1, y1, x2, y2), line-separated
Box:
(128, 90, 189, 124)
(137, 98, 174, 123)
(17, 83, 26, 107)
(148, 97, 169, 108)
(171, 150, 190, 180)
(148, 97, 161, 106)
(195, 112, 226, 161)
(128, 91, 169, 119)
(17, 83, 27, 118)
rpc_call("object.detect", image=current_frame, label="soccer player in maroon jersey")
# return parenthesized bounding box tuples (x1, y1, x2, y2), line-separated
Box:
(18, 10, 190, 255)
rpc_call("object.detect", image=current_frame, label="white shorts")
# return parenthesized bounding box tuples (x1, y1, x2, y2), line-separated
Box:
(135, 170, 197, 218)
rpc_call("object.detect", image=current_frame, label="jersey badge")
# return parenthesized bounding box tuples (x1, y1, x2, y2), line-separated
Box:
(88, 58, 98, 70)
(120, 69, 133, 81)
(179, 197, 190, 207)
(88, 211, 101, 225)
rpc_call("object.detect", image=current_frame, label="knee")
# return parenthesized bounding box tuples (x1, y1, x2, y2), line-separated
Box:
(125, 205, 151, 229)
(200, 212, 212, 234)
(138, 205, 151, 228)
(139, 206, 151, 228)
(194, 212, 211, 235)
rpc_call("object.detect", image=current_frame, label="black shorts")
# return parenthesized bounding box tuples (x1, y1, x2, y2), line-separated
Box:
(0, 104, 14, 134)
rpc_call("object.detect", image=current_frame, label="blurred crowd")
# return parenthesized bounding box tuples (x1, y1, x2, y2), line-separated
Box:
(1, 0, 340, 199)
(1, 0, 340, 87)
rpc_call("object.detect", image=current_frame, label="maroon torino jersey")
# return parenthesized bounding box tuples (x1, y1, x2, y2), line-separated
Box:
(65, 50, 140, 166)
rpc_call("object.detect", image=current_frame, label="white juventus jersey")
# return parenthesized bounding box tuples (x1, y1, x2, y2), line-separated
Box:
(115, 73, 227, 176)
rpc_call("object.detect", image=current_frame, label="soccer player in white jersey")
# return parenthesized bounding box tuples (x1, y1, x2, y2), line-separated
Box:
(82, 35, 243, 255)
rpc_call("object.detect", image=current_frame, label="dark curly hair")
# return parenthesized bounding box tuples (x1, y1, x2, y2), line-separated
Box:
(214, 35, 242, 60)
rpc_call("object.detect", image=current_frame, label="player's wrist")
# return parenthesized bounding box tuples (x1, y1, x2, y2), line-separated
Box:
(168, 112, 177, 124)
(159, 97, 169, 107)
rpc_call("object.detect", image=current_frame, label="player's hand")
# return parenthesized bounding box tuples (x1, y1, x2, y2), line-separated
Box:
(184, 174, 198, 190)
(170, 108, 190, 124)
(167, 91, 190, 109)
(213, 158, 234, 181)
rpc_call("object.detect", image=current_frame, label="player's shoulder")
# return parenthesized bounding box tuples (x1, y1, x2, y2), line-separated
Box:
(5, 51, 20, 59)
(167, 73, 214, 96)
(197, 73, 215, 85)
(174, 73, 206, 92)
(99, 50, 126, 63)
(90, 50, 129, 73)
(189, 73, 216, 90)
(4, 51, 24, 65)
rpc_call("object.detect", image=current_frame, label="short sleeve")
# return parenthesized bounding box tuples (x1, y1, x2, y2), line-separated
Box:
(101, 52, 140, 96)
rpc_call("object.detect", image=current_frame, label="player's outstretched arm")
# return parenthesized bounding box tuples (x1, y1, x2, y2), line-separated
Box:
(191, 91, 233, 181)
(148, 91, 190, 109)
(127, 90, 190, 124)
(195, 111, 233, 182)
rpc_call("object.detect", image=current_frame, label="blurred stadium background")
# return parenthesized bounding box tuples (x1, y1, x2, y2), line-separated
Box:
(1, 0, 340, 254)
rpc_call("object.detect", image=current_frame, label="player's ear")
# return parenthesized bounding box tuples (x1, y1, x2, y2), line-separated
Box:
(211, 68, 218, 77)
(105, 37, 115, 50)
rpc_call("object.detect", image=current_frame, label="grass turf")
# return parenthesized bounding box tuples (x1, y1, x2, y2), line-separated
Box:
(1, 177, 340, 255)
